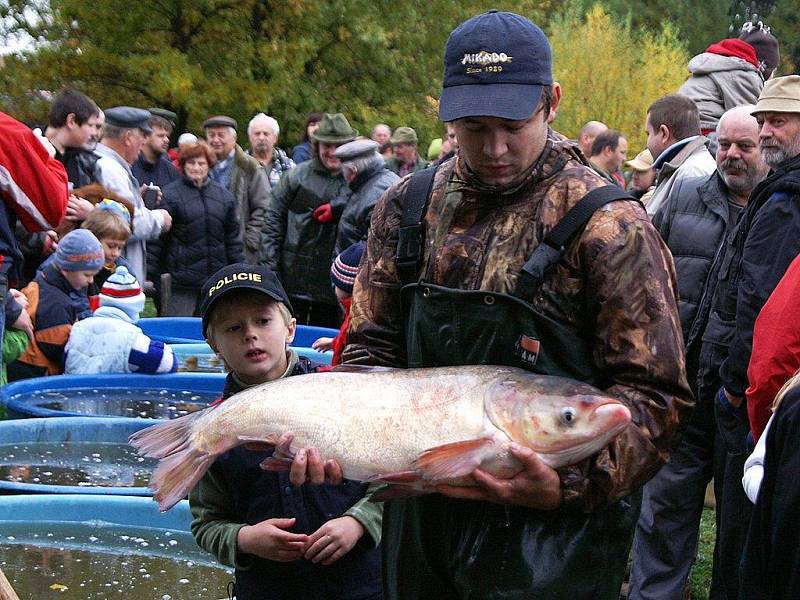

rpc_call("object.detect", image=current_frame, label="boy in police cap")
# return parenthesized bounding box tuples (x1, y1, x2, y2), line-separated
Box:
(189, 263, 382, 600)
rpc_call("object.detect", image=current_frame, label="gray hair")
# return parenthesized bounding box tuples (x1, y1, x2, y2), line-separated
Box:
(102, 122, 128, 140)
(343, 151, 384, 179)
(248, 113, 280, 137)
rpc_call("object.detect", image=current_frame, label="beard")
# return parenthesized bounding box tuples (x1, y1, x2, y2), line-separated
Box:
(719, 157, 763, 194)
(760, 139, 800, 169)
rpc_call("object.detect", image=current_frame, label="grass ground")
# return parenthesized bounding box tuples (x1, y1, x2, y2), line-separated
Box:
(142, 297, 157, 318)
(688, 508, 716, 600)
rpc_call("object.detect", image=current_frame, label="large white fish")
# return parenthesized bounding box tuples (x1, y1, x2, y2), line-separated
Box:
(130, 365, 631, 511)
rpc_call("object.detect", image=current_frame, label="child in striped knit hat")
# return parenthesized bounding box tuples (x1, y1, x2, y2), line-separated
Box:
(64, 265, 177, 374)
(312, 241, 365, 366)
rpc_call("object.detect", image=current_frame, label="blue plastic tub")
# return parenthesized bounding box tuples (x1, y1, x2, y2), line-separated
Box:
(0, 417, 158, 496)
(170, 342, 332, 371)
(0, 494, 232, 598)
(140, 316, 338, 347)
(0, 372, 225, 419)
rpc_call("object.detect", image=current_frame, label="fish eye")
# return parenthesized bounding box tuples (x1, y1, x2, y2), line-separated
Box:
(560, 407, 577, 426)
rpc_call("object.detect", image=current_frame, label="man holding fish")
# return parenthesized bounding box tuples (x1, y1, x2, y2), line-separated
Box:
(334, 10, 692, 599)
(132, 9, 693, 600)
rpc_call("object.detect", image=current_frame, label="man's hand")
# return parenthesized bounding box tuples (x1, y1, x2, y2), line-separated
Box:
(279, 432, 344, 487)
(722, 388, 744, 409)
(311, 203, 333, 223)
(154, 208, 172, 232)
(11, 308, 34, 341)
(32, 128, 56, 158)
(236, 517, 308, 562)
(304, 516, 364, 565)
(65, 195, 94, 222)
(435, 443, 562, 510)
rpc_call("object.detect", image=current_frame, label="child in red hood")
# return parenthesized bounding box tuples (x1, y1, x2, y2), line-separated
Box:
(678, 35, 776, 135)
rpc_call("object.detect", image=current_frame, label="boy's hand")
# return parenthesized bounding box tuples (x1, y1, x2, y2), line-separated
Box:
(237, 517, 308, 562)
(311, 336, 334, 352)
(303, 516, 364, 565)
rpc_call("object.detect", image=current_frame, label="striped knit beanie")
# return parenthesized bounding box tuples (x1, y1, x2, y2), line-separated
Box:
(330, 241, 365, 294)
(99, 266, 145, 321)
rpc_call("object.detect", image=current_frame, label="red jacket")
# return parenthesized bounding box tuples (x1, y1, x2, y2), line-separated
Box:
(746, 253, 800, 441)
(0, 112, 69, 279)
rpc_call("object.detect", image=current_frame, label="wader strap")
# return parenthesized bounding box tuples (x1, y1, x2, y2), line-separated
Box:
(514, 185, 635, 300)
(396, 165, 439, 285)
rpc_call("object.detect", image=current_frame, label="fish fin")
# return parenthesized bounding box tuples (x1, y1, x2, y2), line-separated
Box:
(328, 364, 399, 374)
(259, 434, 297, 471)
(365, 470, 422, 484)
(148, 445, 214, 512)
(244, 442, 275, 451)
(129, 409, 208, 459)
(414, 437, 495, 480)
(237, 434, 280, 452)
(370, 485, 430, 502)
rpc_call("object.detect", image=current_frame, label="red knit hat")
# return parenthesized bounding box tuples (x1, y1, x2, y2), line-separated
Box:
(705, 38, 759, 68)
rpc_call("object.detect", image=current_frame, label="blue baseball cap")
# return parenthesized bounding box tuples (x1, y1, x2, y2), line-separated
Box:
(439, 10, 553, 122)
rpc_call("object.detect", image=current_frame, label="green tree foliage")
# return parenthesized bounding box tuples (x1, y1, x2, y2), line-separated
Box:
(548, 4, 689, 151)
(0, 0, 565, 148)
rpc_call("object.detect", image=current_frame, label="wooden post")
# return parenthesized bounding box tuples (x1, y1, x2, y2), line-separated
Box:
(0, 568, 20, 600)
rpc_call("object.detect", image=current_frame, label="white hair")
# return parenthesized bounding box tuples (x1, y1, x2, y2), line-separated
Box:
(177, 132, 198, 146)
(248, 113, 280, 137)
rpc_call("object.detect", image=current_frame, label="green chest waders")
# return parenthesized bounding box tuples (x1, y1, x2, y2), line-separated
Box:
(382, 167, 642, 600)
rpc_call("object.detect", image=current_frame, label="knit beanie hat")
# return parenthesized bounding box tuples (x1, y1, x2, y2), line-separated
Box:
(330, 241, 366, 295)
(740, 21, 780, 78)
(54, 229, 104, 272)
(99, 266, 145, 321)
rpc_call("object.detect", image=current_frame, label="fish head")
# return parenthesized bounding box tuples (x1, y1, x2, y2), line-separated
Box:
(484, 372, 631, 468)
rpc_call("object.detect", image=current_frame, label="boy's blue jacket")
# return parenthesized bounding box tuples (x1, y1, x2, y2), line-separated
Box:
(189, 353, 383, 600)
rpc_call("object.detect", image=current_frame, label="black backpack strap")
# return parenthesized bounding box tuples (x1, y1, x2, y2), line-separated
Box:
(396, 165, 439, 285)
(513, 185, 636, 300)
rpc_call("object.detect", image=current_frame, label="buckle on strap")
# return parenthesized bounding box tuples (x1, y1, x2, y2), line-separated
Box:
(521, 240, 565, 281)
(396, 224, 422, 265)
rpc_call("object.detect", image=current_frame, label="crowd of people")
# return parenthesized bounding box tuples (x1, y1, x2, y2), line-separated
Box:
(1, 6, 799, 600)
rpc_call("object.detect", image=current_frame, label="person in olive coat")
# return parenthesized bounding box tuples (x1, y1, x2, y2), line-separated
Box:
(160, 142, 244, 315)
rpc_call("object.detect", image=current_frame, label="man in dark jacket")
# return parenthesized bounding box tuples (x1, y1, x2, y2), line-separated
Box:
(708, 75, 800, 600)
(385, 127, 428, 176)
(333, 139, 399, 256)
(261, 113, 356, 328)
(204, 115, 270, 264)
(629, 104, 769, 600)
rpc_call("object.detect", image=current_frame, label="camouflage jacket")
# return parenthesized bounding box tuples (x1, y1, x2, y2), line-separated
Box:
(342, 132, 693, 511)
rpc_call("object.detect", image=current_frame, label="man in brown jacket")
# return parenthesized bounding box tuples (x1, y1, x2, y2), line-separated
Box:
(294, 10, 692, 599)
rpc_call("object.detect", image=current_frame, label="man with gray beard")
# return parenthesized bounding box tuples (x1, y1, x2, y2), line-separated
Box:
(630, 105, 769, 600)
(693, 74, 800, 600)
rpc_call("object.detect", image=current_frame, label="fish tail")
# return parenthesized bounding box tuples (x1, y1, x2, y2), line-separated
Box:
(129, 409, 207, 459)
(149, 446, 214, 512)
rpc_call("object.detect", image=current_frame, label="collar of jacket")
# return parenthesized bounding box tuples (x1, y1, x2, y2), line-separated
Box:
(233, 144, 260, 175)
(181, 174, 211, 189)
(348, 162, 385, 192)
(699, 171, 737, 223)
(40, 262, 81, 296)
(655, 136, 710, 185)
(748, 153, 800, 210)
(93, 304, 137, 323)
(453, 129, 570, 199)
(95, 143, 134, 174)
